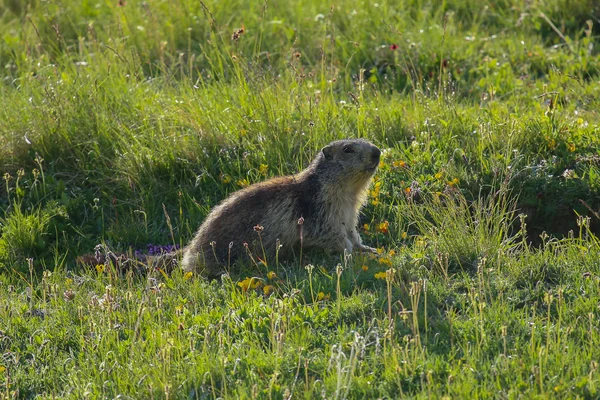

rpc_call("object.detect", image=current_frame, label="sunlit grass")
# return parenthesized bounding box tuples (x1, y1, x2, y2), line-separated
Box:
(1, 0, 600, 398)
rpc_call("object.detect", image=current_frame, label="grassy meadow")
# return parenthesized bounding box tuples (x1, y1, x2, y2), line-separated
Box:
(1, 0, 600, 397)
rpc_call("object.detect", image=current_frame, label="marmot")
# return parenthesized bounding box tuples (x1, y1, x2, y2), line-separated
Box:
(182, 138, 381, 277)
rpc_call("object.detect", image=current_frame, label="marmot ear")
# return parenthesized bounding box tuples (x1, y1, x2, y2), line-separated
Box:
(322, 145, 333, 160)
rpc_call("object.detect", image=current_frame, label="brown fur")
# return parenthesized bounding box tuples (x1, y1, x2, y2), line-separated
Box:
(182, 139, 381, 277)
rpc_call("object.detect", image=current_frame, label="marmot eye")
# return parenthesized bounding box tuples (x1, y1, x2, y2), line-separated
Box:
(343, 146, 355, 154)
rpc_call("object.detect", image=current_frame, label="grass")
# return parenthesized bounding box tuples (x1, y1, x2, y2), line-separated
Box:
(1, 0, 600, 397)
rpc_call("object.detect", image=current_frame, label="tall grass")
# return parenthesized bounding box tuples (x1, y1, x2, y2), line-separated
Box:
(1, 0, 600, 397)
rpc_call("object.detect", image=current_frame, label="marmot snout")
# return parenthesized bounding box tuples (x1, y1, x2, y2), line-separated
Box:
(182, 138, 380, 277)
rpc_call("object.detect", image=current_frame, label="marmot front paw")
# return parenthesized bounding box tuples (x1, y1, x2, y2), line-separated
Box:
(358, 245, 378, 254)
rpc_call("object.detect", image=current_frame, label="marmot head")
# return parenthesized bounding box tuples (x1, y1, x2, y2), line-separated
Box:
(314, 138, 381, 189)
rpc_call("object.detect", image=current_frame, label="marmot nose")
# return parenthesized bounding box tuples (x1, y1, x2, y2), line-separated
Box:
(372, 147, 381, 161)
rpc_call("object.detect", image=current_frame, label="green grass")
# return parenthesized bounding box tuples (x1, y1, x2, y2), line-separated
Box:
(1, 0, 600, 397)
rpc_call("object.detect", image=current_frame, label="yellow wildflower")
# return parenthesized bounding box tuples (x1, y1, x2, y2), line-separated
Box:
(238, 277, 262, 292)
(363, 223, 370, 232)
(95, 264, 104, 273)
(252, 280, 263, 290)
(448, 178, 459, 186)
(263, 285, 274, 296)
(371, 182, 381, 195)
(220, 174, 232, 184)
(374, 272, 387, 280)
(238, 278, 250, 291)
(362, 265, 369, 272)
(388, 249, 396, 257)
(378, 257, 392, 266)
(267, 271, 277, 280)
(370, 181, 382, 205)
(568, 143, 576, 152)
(184, 271, 193, 280)
(435, 172, 443, 180)
(237, 178, 249, 187)
(393, 160, 406, 168)
(404, 187, 411, 194)
(317, 292, 330, 301)
(259, 164, 269, 175)
(402, 231, 408, 239)
(377, 221, 389, 234)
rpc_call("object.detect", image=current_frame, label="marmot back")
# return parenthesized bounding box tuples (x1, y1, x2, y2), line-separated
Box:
(182, 138, 381, 277)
